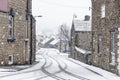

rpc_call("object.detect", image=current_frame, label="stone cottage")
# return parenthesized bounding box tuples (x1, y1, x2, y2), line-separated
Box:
(91, 0, 120, 75)
(0, 0, 36, 65)
(70, 15, 91, 63)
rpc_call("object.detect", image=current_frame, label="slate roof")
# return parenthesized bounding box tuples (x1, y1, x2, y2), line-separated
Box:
(73, 19, 91, 31)
(41, 38, 54, 45)
(50, 39, 60, 45)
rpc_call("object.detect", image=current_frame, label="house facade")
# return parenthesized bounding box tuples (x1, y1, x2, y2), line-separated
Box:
(70, 16, 91, 63)
(91, 0, 120, 75)
(0, 0, 36, 65)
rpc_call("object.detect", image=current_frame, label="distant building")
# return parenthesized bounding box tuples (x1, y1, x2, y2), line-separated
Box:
(70, 15, 91, 63)
(49, 39, 60, 49)
(36, 34, 46, 50)
(91, 0, 120, 75)
(0, 0, 36, 65)
(41, 37, 54, 48)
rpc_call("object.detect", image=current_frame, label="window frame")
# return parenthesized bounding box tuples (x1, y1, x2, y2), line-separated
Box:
(101, 4, 105, 18)
(8, 15, 14, 38)
(97, 34, 102, 56)
(109, 29, 116, 66)
(8, 55, 13, 65)
(7, 8, 15, 42)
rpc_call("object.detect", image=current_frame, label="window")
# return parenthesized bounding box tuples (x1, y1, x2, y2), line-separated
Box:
(0, 0, 8, 12)
(8, 55, 13, 65)
(110, 32, 115, 52)
(98, 34, 102, 56)
(8, 16, 13, 38)
(110, 29, 116, 65)
(7, 8, 15, 42)
(101, 4, 105, 18)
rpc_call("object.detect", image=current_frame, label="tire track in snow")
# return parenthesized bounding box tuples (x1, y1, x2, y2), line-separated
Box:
(39, 55, 67, 80)
(0, 51, 48, 80)
(12, 50, 67, 80)
(48, 55, 90, 80)
(67, 59, 104, 77)
(0, 50, 65, 80)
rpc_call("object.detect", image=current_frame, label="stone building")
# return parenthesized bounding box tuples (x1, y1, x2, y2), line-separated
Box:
(91, 0, 120, 75)
(70, 16, 91, 63)
(0, 0, 36, 65)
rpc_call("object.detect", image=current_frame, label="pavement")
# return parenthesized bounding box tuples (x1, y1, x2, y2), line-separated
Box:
(0, 61, 39, 72)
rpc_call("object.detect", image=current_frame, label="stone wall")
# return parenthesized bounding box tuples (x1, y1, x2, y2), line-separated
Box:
(75, 31, 91, 51)
(70, 26, 75, 59)
(0, 0, 35, 65)
(92, 0, 120, 75)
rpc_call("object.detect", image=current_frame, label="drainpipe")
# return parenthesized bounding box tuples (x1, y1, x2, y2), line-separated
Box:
(24, 0, 29, 64)
(30, 15, 33, 64)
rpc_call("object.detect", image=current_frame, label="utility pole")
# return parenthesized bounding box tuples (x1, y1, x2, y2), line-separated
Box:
(59, 25, 62, 52)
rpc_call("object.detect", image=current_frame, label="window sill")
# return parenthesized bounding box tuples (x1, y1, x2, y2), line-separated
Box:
(7, 38, 16, 42)
(109, 63, 116, 68)
(97, 53, 102, 57)
(101, 17, 105, 19)
(25, 38, 29, 42)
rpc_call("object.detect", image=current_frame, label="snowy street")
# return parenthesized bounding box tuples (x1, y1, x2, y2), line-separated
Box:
(0, 48, 120, 80)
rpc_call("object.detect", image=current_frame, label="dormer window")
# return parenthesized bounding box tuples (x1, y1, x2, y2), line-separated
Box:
(101, 4, 105, 18)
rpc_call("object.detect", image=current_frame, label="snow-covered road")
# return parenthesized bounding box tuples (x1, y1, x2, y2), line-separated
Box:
(0, 48, 120, 80)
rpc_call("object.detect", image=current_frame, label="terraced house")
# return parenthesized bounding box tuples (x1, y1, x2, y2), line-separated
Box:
(91, 0, 120, 75)
(70, 15, 91, 64)
(0, 0, 36, 65)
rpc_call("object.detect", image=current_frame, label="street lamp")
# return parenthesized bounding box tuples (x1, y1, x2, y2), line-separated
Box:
(29, 15, 42, 64)
(33, 15, 42, 50)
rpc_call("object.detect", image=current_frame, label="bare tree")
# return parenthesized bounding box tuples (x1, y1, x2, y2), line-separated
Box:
(58, 24, 70, 52)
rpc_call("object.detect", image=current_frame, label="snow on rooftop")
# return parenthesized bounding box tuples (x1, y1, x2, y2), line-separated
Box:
(41, 38, 49, 44)
(75, 46, 91, 54)
(41, 38, 53, 44)
(73, 19, 91, 31)
(50, 39, 60, 45)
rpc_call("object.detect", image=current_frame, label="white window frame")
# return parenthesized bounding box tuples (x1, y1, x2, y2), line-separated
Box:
(8, 55, 13, 65)
(110, 31, 116, 66)
(101, 4, 105, 18)
(8, 15, 14, 39)
(7, 8, 15, 42)
(98, 34, 102, 56)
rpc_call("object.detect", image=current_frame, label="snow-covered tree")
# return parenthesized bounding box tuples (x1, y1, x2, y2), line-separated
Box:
(58, 24, 70, 52)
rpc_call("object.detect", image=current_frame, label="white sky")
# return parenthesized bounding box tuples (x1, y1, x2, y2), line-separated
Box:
(32, 0, 91, 35)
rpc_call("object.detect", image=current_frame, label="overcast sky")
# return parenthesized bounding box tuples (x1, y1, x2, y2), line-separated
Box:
(32, 0, 91, 35)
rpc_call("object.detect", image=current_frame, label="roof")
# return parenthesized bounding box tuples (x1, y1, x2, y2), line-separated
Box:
(73, 19, 91, 31)
(75, 46, 91, 54)
(50, 39, 60, 45)
(41, 38, 54, 45)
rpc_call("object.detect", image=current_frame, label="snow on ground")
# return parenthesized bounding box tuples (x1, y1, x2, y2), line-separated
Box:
(0, 48, 120, 80)
(0, 65, 30, 72)
(68, 58, 120, 80)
